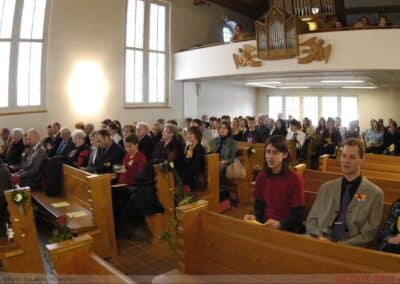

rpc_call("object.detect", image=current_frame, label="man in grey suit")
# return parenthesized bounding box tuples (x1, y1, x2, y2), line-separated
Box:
(306, 138, 383, 247)
(13, 129, 48, 190)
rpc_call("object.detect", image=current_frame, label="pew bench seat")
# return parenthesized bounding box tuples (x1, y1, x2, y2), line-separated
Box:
(32, 191, 97, 234)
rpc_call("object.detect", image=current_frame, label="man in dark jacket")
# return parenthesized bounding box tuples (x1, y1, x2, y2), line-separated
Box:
(136, 122, 153, 160)
(95, 130, 124, 174)
(0, 159, 11, 237)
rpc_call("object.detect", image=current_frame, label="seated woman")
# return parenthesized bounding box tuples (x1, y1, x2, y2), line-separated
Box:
(107, 122, 123, 147)
(377, 199, 400, 254)
(153, 124, 185, 173)
(302, 117, 315, 137)
(122, 124, 135, 139)
(364, 119, 384, 153)
(182, 127, 206, 191)
(231, 118, 243, 141)
(317, 117, 341, 156)
(383, 120, 400, 155)
(150, 122, 163, 147)
(344, 120, 361, 140)
(244, 135, 305, 232)
(115, 134, 147, 185)
(68, 130, 90, 168)
(271, 119, 288, 137)
(211, 121, 237, 181)
(5, 128, 25, 166)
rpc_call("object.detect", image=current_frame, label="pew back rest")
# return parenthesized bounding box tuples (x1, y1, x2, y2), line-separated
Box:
(177, 201, 400, 274)
(320, 156, 400, 181)
(46, 235, 135, 283)
(1, 188, 44, 273)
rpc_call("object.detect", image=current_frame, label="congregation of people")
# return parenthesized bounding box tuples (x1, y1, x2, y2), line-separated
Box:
(0, 113, 400, 254)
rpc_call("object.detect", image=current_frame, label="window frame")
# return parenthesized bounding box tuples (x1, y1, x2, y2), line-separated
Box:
(0, 0, 50, 115)
(124, 0, 171, 109)
(266, 94, 359, 126)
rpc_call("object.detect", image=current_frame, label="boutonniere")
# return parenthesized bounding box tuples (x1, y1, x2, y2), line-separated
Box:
(354, 193, 367, 203)
(104, 162, 111, 167)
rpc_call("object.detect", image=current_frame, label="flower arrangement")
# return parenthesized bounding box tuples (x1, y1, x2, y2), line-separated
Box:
(12, 189, 27, 205)
(48, 215, 73, 244)
(248, 147, 256, 155)
(354, 193, 367, 203)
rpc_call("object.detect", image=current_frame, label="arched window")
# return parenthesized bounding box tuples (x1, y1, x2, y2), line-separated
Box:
(125, 0, 170, 106)
(222, 20, 236, 43)
(0, 0, 50, 112)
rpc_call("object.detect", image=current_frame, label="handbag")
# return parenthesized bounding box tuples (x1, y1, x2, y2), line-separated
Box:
(225, 158, 246, 183)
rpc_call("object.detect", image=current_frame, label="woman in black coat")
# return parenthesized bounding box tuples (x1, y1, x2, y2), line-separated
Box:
(5, 129, 25, 166)
(182, 127, 206, 191)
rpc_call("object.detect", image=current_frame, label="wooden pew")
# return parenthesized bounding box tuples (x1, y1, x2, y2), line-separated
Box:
(236, 141, 264, 171)
(47, 234, 135, 283)
(304, 169, 400, 202)
(32, 164, 117, 261)
(176, 200, 400, 275)
(233, 146, 255, 205)
(148, 154, 220, 243)
(320, 155, 400, 181)
(0, 188, 44, 273)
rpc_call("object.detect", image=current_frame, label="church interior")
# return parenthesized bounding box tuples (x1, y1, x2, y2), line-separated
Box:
(1, 0, 400, 283)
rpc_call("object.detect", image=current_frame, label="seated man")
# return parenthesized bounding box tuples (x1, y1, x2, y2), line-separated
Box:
(13, 129, 48, 190)
(94, 130, 124, 174)
(136, 122, 153, 160)
(377, 199, 400, 254)
(54, 128, 74, 157)
(306, 138, 383, 247)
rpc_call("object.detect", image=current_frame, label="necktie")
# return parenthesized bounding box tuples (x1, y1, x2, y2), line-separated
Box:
(330, 184, 353, 242)
(56, 141, 66, 155)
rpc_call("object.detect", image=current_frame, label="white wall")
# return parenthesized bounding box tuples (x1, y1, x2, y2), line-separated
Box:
(256, 87, 400, 131)
(0, 0, 253, 133)
(195, 81, 257, 118)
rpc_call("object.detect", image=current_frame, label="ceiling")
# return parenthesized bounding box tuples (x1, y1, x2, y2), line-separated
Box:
(198, 70, 400, 89)
(209, 0, 400, 20)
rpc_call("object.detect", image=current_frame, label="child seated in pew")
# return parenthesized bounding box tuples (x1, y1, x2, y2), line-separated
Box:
(377, 199, 400, 254)
(306, 138, 383, 247)
(244, 135, 305, 232)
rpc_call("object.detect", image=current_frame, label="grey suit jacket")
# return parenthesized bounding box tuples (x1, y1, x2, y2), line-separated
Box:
(306, 177, 383, 247)
(20, 144, 48, 188)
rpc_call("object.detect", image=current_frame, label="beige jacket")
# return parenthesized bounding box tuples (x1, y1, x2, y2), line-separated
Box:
(306, 177, 383, 247)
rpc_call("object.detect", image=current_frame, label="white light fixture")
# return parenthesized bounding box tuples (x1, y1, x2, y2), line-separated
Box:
(279, 86, 309, 89)
(342, 86, 377, 89)
(311, 7, 320, 15)
(321, 80, 365, 84)
(246, 82, 278, 88)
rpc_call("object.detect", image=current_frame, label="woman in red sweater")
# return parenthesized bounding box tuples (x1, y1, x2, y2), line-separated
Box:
(244, 135, 305, 232)
(115, 134, 147, 185)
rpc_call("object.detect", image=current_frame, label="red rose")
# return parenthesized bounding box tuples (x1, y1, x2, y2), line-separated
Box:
(56, 215, 67, 225)
(183, 185, 191, 194)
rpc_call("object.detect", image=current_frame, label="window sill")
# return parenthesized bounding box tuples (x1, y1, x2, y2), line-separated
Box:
(124, 103, 171, 109)
(0, 108, 47, 116)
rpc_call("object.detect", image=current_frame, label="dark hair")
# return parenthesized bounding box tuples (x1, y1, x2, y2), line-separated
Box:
(97, 129, 110, 138)
(102, 119, 112, 126)
(247, 116, 255, 122)
(289, 119, 301, 129)
(263, 135, 290, 176)
(107, 122, 119, 131)
(192, 119, 203, 127)
(167, 120, 178, 126)
(185, 118, 193, 124)
(187, 126, 202, 142)
(75, 122, 85, 130)
(125, 134, 139, 145)
(209, 116, 217, 122)
(276, 119, 286, 129)
(343, 138, 364, 158)
(219, 121, 232, 136)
